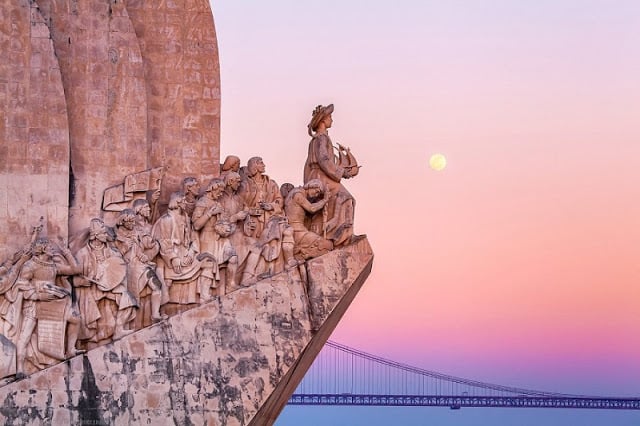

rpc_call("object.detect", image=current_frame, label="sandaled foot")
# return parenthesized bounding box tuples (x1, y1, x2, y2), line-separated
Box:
(152, 313, 169, 322)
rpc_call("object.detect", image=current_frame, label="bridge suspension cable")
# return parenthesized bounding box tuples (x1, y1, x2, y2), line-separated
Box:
(289, 341, 640, 410)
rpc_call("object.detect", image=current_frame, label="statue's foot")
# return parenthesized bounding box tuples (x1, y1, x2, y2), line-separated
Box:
(113, 329, 135, 340)
(332, 223, 354, 246)
(257, 272, 272, 281)
(199, 295, 213, 303)
(67, 349, 86, 358)
(349, 234, 366, 244)
(241, 273, 256, 286)
(152, 313, 169, 322)
(14, 372, 26, 380)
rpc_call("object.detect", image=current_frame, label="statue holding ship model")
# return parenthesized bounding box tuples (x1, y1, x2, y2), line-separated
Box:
(304, 104, 360, 247)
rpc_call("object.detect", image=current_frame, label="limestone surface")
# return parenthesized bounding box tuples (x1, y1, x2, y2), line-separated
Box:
(36, 0, 149, 235)
(0, 237, 373, 425)
(125, 0, 221, 209)
(1, 0, 221, 239)
(0, 0, 70, 259)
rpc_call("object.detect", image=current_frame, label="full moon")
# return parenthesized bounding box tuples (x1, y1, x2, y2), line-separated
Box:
(429, 153, 447, 171)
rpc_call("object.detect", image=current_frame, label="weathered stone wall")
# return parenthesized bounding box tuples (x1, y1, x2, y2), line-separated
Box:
(0, 238, 373, 425)
(36, 0, 149, 235)
(126, 0, 221, 209)
(35, 0, 221, 234)
(1, 0, 221, 238)
(0, 0, 70, 259)
(251, 236, 374, 425)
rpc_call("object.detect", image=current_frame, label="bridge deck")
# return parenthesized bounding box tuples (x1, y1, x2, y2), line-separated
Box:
(290, 341, 640, 411)
(289, 394, 640, 410)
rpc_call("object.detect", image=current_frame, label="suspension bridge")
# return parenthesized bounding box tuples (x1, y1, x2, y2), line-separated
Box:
(289, 341, 640, 410)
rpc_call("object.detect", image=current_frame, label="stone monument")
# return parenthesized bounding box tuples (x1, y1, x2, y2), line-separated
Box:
(0, 1, 372, 424)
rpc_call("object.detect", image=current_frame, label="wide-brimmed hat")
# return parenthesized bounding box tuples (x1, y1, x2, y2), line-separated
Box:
(308, 104, 334, 133)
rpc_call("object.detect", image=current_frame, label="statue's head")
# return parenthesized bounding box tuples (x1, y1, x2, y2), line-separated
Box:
(223, 171, 242, 192)
(117, 209, 136, 229)
(168, 192, 186, 211)
(32, 238, 53, 257)
(204, 178, 225, 198)
(222, 155, 241, 173)
(132, 198, 151, 217)
(181, 177, 200, 196)
(304, 179, 325, 200)
(280, 182, 294, 199)
(247, 157, 265, 176)
(89, 218, 109, 243)
(308, 104, 334, 135)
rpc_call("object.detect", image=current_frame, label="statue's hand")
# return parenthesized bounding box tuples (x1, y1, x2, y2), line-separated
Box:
(205, 205, 222, 218)
(39, 292, 58, 301)
(57, 236, 69, 250)
(142, 236, 157, 250)
(40, 289, 64, 301)
(324, 218, 338, 233)
(171, 258, 182, 274)
(260, 202, 274, 211)
(15, 247, 32, 263)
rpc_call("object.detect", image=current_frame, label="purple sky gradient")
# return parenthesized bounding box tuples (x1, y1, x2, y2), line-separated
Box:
(211, 1, 640, 424)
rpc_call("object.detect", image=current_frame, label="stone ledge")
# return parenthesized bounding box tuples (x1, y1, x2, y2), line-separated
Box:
(0, 237, 373, 426)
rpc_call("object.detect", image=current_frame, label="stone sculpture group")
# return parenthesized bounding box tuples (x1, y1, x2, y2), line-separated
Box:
(0, 104, 359, 381)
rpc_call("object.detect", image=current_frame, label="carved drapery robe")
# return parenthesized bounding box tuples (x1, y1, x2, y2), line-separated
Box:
(152, 210, 203, 304)
(13, 259, 73, 367)
(115, 227, 162, 302)
(74, 244, 137, 343)
(239, 173, 283, 237)
(192, 197, 235, 284)
(303, 132, 354, 244)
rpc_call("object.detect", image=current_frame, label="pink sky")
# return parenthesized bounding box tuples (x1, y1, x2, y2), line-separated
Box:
(212, 0, 640, 399)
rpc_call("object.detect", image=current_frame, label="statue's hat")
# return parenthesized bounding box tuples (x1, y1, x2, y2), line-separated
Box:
(308, 104, 334, 132)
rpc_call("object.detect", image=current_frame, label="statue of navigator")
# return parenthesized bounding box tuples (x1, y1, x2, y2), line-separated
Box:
(304, 104, 359, 246)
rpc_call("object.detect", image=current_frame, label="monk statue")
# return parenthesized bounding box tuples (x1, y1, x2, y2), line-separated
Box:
(153, 192, 214, 311)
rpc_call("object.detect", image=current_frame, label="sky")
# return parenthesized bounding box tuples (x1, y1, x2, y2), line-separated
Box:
(211, 1, 640, 425)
